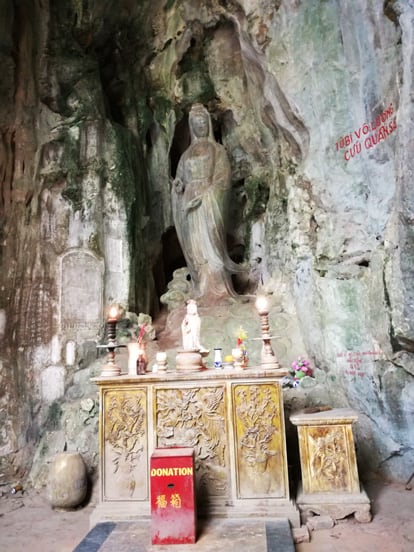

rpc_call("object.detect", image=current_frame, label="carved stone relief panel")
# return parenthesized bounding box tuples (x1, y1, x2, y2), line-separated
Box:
(154, 385, 230, 504)
(40, 185, 70, 253)
(59, 249, 104, 340)
(14, 277, 54, 347)
(80, 120, 102, 163)
(103, 387, 148, 500)
(300, 424, 360, 494)
(233, 383, 287, 498)
(93, 376, 298, 525)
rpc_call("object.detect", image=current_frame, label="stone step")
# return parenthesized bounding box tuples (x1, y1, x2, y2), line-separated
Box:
(74, 518, 296, 551)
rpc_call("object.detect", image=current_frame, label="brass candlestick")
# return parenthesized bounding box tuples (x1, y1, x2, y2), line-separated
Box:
(98, 305, 122, 377)
(255, 296, 287, 375)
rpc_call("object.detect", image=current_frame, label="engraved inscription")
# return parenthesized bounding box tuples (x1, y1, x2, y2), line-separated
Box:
(60, 250, 103, 339)
(14, 278, 54, 347)
(80, 120, 101, 161)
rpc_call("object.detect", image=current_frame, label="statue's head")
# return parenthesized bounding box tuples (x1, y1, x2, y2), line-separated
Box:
(189, 103, 212, 140)
(186, 299, 198, 315)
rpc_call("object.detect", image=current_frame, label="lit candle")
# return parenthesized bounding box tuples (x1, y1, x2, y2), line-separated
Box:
(255, 295, 268, 315)
(100, 304, 121, 377)
(106, 305, 119, 345)
(108, 305, 119, 321)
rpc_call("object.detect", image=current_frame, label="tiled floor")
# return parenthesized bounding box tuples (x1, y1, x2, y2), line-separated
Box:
(74, 518, 295, 552)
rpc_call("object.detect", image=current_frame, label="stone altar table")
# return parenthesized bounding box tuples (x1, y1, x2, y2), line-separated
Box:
(290, 408, 371, 523)
(90, 368, 300, 528)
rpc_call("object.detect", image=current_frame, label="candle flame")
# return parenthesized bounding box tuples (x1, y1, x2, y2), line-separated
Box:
(108, 305, 119, 320)
(255, 295, 268, 314)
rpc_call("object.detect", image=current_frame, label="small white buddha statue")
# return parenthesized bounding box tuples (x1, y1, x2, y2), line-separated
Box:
(181, 299, 206, 352)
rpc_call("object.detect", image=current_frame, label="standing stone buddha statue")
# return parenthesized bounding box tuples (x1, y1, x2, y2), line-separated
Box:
(172, 103, 242, 302)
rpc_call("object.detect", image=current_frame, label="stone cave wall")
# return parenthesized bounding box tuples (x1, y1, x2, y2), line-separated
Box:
(0, 0, 413, 485)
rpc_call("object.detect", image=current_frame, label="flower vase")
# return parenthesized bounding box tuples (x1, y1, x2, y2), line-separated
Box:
(214, 348, 223, 369)
(232, 347, 243, 370)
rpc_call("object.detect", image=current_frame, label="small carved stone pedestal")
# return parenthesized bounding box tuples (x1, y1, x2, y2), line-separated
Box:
(290, 408, 371, 523)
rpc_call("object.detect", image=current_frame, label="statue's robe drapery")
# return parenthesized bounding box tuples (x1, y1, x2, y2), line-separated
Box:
(172, 105, 243, 300)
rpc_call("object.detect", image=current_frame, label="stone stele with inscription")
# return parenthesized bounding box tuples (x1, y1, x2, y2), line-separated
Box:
(60, 250, 104, 340)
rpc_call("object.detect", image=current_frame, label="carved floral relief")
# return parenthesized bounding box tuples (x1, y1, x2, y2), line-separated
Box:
(103, 388, 147, 499)
(302, 425, 360, 493)
(233, 383, 286, 497)
(308, 428, 347, 489)
(155, 386, 228, 498)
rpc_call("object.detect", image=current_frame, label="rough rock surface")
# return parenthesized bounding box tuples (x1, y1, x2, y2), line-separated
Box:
(0, 0, 413, 485)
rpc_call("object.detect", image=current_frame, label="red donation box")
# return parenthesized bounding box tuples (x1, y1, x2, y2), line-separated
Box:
(150, 447, 197, 545)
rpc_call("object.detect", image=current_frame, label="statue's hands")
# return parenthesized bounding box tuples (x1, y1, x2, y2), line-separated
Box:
(186, 196, 202, 211)
(172, 177, 184, 193)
